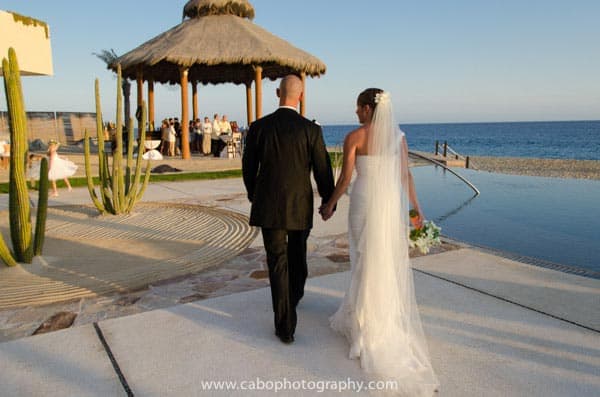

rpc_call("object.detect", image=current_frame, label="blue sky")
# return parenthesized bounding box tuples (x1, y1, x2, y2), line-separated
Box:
(1, 0, 599, 126)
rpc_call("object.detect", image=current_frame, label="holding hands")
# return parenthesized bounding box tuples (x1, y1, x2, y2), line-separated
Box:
(319, 202, 335, 221)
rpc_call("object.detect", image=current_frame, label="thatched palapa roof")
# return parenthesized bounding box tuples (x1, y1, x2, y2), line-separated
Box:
(183, 0, 255, 20)
(111, 0, 326, 85)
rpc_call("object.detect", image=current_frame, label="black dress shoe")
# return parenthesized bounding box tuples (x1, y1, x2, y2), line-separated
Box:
(275, 331, 294, 344)
(278, 334, 294, 344)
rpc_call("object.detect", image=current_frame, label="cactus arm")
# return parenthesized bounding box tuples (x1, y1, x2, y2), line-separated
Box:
(4, 49, 33, 263)
(111, 66, 121, 213)
(33, 157, 49, 255)
(126, 116, 134, 175)
(94, 79, 108, 209)
(111, 135, 120, 213)
(84, 129, 105, 213)
(127, 102, 148, 211)
(112, 65, 126, 213)
(124, 116, 134, 198)
(100, 151, 113, 212)
(95, 79, 106, 181)
(136, 162, 152, 203)
(91, 78, 113, 214)
(0, 236, 17, 266)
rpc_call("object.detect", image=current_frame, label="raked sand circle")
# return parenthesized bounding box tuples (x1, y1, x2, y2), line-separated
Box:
(0, 203, 258, 309)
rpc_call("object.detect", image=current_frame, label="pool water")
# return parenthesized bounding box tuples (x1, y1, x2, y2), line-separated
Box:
(412, 166, 600, 275)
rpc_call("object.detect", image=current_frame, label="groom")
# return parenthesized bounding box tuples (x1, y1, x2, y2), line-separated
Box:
(242, 75, 335, 344)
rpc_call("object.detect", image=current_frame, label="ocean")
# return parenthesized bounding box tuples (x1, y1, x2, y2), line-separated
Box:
(322, 120, 600, 160)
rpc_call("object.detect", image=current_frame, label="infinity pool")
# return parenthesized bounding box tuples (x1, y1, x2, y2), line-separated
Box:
(412, 166, 600, 276)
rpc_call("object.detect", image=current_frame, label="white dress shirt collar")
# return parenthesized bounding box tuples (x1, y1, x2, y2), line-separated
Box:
(279, 105, 298, 113)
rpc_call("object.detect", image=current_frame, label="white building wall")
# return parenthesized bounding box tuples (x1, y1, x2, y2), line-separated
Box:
(0, 9, 53, 76)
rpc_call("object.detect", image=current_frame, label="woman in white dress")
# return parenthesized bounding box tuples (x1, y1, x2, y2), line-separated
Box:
(167, 121, 177, 157)
(47, 140, 77, 197)
(320, 89, 439, 396)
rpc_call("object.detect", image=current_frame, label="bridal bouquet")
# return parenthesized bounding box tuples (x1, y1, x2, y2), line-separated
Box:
(408, 210, 442, 254)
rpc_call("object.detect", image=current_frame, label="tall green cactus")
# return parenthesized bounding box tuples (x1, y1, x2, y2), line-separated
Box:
(84, 64, 151, 215)
(33, 158, 49, 256)
(0, 47, 49, 266)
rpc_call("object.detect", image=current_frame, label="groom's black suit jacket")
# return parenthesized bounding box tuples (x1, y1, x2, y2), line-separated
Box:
(242, 108, 334, 230)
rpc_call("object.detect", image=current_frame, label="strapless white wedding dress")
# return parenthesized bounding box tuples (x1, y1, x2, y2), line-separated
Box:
(330, 155, 438, 396)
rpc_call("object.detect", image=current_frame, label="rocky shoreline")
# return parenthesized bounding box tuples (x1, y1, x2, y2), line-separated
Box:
(468, 156, 600, 180)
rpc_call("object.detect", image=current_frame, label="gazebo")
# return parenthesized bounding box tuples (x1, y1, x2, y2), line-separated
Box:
(111, 0, 326, 159)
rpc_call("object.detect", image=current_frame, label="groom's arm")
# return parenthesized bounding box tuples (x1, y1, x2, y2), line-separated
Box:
(242, 124, 259, 202)
(310, 125, 335, 207)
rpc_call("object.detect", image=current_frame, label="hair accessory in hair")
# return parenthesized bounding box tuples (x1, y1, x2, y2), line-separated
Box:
(375, 91, 390, 105)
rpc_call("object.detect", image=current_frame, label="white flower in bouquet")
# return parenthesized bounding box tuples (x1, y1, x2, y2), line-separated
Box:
(408, 212, 442, 254)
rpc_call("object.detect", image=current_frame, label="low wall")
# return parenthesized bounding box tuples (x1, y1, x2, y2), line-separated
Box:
(0, 111, 97, 144)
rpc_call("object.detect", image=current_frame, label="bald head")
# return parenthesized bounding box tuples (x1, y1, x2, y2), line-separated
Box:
(277, 75, 303, 107)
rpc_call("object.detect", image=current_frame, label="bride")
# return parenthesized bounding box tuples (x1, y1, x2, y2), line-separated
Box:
(320, 89, 439, 396)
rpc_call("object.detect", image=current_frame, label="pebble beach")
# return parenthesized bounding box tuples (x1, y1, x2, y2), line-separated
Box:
(469, 155, 600, 180)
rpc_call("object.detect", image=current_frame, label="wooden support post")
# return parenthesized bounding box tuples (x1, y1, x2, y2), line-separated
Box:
(136, 68, 143, 109)
(255, 66, 263, 120)
(180, 67, 190, 159)
(123, 79, 131, 128)
(443, 141, 448, 157)
(435, 140, 439, 155)
(192, 82, 198, 121)
(466, 156, 470, 169)
(246, 83, 253, 127)
(136, 67, 143, 140)
(148, 79, 155, 132)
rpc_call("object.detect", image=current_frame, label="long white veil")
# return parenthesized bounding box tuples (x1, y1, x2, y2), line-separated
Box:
(356, 92, 439, 395)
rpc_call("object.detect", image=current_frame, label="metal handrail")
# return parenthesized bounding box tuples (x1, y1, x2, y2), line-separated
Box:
(409, 150, 480, 196)
(445, 144, 465, 159)
(434, 140, 479, 170)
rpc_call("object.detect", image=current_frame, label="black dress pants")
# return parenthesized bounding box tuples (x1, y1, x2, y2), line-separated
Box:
(211, 139, 219, 157)
(261, 228, 310, 337)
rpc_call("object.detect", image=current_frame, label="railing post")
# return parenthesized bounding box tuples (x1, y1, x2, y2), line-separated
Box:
(435, 140, 439, 155)
(466, 156, 470, 169)
(443, 141, 448, 157)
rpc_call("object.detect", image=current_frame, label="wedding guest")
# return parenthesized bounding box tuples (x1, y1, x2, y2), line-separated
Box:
(211, 113, 222, 157)
(220, 115, 232, 135)
(167, 120, 177, 156)
(231, 121, 242, 155)
(160, 119, 169, 154)
(188, 119, 195, 151)
(202, 116, 213, 155)
(194, 118, 203, 152)
(174, 117, 182, 155)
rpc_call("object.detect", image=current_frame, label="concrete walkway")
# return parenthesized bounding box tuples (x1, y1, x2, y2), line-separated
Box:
(0, 178, 598, 396)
